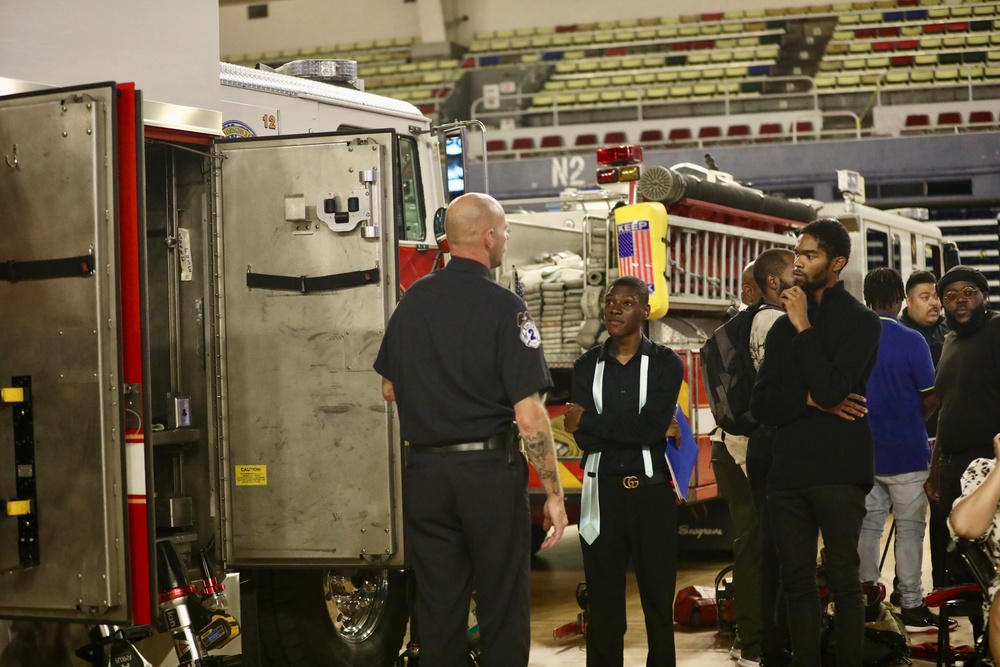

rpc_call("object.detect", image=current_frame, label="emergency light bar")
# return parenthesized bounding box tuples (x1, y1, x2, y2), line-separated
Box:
(596, 165, 641, 185)
(596, 145, 643, 166)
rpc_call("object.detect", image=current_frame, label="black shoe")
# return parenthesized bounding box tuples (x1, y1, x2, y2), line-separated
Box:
(889, 589, 902, 607)
(901, 604, 954, 633)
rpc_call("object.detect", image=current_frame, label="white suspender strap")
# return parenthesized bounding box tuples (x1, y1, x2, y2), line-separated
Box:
(639, 355, 653, 478)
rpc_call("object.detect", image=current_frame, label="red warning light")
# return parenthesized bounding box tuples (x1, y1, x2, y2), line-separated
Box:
(595, 145, 643, 166)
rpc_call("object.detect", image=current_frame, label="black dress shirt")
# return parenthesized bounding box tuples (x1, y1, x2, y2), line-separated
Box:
(374, 257, 553, 446)
(571, 336, 685, 475)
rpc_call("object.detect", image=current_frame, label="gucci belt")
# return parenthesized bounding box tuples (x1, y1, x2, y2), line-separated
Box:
(602, 471, 670, 489)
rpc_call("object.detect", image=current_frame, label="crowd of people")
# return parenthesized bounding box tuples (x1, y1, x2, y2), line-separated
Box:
(375, 192, 1000, 667)
(715, 223, 1000, 667)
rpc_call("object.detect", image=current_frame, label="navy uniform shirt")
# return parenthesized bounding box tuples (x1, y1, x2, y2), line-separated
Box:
(571, 336, 684, 475)
(374, 257, 553, 446)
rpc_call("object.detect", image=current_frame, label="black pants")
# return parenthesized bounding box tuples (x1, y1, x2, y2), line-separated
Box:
(580, 478, 677, 667)
(746, 453, 789, 664)
(711, 441, 763, 656)
(769, 485, 867, 667)
(939, 449, 992, 638)
(404, 448, 531, 667)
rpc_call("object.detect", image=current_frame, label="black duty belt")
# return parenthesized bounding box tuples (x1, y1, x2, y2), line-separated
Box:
(596, 471, 671, 489)
(246, 266, 379, 294)
(3, 253, 96, 282)
(414, 433, 508, 454)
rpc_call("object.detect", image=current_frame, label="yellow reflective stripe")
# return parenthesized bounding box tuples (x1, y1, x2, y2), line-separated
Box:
(559, 463, 583, 489)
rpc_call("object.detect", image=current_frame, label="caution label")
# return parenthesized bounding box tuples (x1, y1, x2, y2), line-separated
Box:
(235, 465, 267, 486)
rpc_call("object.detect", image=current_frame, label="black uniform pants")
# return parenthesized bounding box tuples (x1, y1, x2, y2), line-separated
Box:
(768, 484, 867, 667)
(404, 448, 531, 667)
(580, 478, 677, 667)
(711, 441, 763, 656)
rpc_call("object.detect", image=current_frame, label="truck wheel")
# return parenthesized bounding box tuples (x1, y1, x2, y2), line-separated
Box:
(257, 568, 408, 667)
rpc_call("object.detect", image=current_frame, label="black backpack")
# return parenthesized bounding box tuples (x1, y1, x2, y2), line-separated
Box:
(700, 302, 780, 437)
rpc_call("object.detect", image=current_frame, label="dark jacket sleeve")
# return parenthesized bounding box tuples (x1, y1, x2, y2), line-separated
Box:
(792, 306, 881, 409)
(575, 350, 684, 450)
(750, 319, 807, 427)
(570, 352, 601, 452)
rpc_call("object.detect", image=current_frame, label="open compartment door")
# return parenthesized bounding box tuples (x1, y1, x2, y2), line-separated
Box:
(213, 130, 403, 568)
(0, 83, 130, 621)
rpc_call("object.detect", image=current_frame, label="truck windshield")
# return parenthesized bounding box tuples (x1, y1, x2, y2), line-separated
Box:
(398, 136, 425, 242)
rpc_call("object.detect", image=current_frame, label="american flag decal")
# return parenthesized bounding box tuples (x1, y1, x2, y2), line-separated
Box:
(617, 219, 655, 293)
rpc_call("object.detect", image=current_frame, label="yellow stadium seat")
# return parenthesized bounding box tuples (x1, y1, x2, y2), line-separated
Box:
(718, 81, 740, 94)
(636, 29, 658, 40)
(837, 74, 862, 85)
(521, 53, 541, 63)
(833, 30, 854, 40)
(885, 71, 909, 84)
(910, 69, 934, 83)
(656, 70, 680, 83)
(532, 94, 554, 107)
(693, 83, 717, 95)
(943, 36, 965, 48)
(567, 78, 589, 89)
(950, 5, 973, 17)
(680, 26, 700, 37)
(635, 72, 656, 84)
(589, 76, 612, 88)
(514, 27, 536, 37)
(551, 35, 573, 47)
(577, 91, 600, 104)
(593, 33, 615, 43)
(657, 26, 680, 38)
(646, 86, 670, 99)
(711, 51, 734, 63)
(554, 62, 577, 74)
(935, 68, 960, 82)
(849, 41, 871, 53)
(701, 24, 722, 35)
(839, 14, 860, 24)
(544, 80, 567, 91)
(617, 18, 639, 28)
(555, 93, 577, 105)
(599, 58, 622, 71)
(563, 50, 585, 60)
(815, 75, 838, 87)
(615, 29, 637, 41)
(703, 67, 725, 79)
(623, 89, 640, 100)
(577, 60, 598, 72)
(843, 58, 866, 69)
(920, 36, 943, 49)
(679, 69, 702, 81)
(915, 53, 937, 66)
(611, 74, 634, 86)
(900, 25, 922, 36)
(725, 65, 749, 77)
(716, 38, 737, 49)
(670, 84, 694, 97)
(723, 23, 745, 33)
(867, 56, 890, 68)
(489, 38, 511, 50)
(600, 90, 624, 103)
(511, 37, 531, 49)
(688, 53, 710, 65)
(967, 35, 989, 48)
(531, 35, 553, 48)
(622, 58, 643, 69)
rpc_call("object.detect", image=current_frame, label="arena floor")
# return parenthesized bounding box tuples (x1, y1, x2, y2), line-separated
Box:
(525, 524, 975, 666)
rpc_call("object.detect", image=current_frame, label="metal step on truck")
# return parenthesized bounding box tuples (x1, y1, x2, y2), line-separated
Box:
(0, 58, 477, 667)
(500, 150, 955, 554)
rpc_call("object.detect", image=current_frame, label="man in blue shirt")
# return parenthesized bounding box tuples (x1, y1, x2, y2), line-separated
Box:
(858, 268, 940, 631)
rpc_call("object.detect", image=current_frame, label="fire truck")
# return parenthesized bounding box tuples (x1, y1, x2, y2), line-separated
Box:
(504, 150, 954, 553)
(0, 55, 954, 667)
(0, 60, 467, 667)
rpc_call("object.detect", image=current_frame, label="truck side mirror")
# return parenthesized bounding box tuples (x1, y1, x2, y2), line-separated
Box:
(433, 206, 449, 253)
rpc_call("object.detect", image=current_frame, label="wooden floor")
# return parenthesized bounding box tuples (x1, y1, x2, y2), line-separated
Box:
(525, 525, 975, 666)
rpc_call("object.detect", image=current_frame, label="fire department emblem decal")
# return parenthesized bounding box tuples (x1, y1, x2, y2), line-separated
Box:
(517, 311, 541, 349)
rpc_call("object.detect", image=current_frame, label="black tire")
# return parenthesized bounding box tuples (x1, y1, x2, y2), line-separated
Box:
(256, 568, 409, 667)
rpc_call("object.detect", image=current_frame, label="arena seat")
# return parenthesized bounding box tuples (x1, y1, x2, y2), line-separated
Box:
(575, 133, 599, 146)
(604, 131, 628, 144)
(539, 135, 564, 148)
(667, 127, 695, 144)
(639, 129, 664, 144)
(902, 113, 932, 134)
(512, 137, 536, 151)
(968, 110, 996, 129)
(758, 122, 785, 142)
(486, 139, 508, 153)
(936, 111, 962, 130)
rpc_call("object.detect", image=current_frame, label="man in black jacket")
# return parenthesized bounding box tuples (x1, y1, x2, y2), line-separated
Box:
(751, 218, 881, 667)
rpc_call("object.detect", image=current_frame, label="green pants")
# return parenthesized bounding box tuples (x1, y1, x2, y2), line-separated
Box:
(712, 440, 763, 655)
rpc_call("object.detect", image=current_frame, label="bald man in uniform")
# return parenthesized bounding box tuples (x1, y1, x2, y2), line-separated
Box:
(375, 193, 568, 666)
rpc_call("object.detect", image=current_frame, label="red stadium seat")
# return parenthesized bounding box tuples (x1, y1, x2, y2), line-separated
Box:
(758, 122, 784, 143)
(698, 126, 723, 145)
(890, 55, 915, 66)
(793, 121, 815, 139)
(639, 129, 664, 144)
(603, 131, 628, 144)
(902, 114, 931, 135)
(575, 133, 599, 147)
(486, 139, 508, 152)
(511, 137, 536, 151)
(725, 124, 752, 144)
(667, 127, 694, 144)
(937, 112, 962, 128)
(539, 135, 564, 148)
(968, 110, 996, 129)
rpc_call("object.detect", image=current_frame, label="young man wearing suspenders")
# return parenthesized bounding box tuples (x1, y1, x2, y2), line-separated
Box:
(564, 276, 685, 666)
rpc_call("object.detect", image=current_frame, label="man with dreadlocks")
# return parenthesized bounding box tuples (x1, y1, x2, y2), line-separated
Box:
(857, 267, 941, 632)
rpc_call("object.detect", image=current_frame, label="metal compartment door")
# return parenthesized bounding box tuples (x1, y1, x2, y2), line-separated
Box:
(0, 84, 129, 621)
(214, 131, 402, 567)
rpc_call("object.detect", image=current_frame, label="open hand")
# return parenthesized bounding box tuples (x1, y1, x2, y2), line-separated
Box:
(809, 392, 867, 421)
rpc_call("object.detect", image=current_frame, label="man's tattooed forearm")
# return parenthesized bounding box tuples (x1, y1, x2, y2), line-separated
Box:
(523, 432, 556, 480)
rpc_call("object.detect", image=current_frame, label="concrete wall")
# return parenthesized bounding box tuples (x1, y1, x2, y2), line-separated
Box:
(0, 0, 220, 111)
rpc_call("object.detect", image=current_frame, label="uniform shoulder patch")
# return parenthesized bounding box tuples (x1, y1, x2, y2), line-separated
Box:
(517, 311, 541, 349)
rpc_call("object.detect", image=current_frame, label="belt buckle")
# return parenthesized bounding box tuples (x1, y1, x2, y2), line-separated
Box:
(622, 475, 639, 489)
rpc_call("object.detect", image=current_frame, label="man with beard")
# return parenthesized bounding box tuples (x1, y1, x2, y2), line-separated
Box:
(900, 270, 950, 592)
(751, 219, 880, 667)
(927, 266, 1000, 639)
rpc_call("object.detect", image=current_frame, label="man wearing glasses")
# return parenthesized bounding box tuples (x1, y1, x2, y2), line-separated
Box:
(926, 265, 1000, 640)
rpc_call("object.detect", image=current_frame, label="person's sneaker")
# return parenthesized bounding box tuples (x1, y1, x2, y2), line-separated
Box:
(889, 589, 902, 607)
(729, 637, 742, 660)
(738, 654, 761, 667)
(901, 604, 947, 632)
